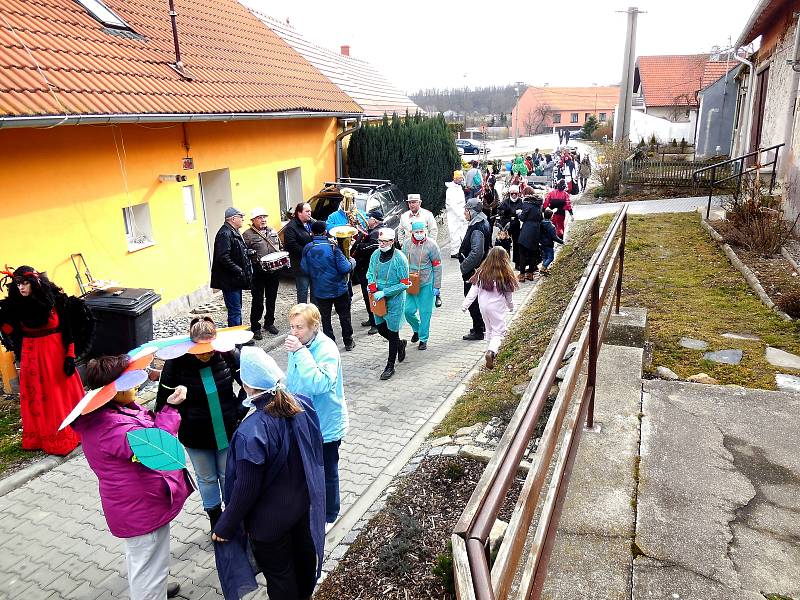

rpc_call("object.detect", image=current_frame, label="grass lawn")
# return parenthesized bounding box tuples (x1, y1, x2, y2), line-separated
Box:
(0, 395, 43, 475)
(435, 217, 610, 436)
(623, 213, 800, 388)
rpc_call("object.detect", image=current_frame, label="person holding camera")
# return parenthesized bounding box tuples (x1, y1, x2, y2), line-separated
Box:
(242, 207, 282, 339)
(211, 207, 253, 327)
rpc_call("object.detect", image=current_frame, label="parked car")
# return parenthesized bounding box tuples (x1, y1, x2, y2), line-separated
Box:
(455, 139, 489, 155)
(279, 178, 407, 246)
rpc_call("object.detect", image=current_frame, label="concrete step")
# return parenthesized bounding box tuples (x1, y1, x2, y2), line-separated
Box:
(541, 343, 643, 599)
(635, 380, 800, 600)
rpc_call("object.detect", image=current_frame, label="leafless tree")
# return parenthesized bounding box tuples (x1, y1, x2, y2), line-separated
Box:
(522, 103, 552, 135)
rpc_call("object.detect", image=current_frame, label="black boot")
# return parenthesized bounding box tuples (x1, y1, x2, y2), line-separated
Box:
(380, 364, 395, 380)
(398, 339, 407, 363)
(207, 504, 222, 532)
(411, 332, 419, 343)
(167, 582, 181, 598)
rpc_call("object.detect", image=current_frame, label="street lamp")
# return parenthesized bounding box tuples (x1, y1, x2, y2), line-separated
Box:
(514, 82, 524, 147)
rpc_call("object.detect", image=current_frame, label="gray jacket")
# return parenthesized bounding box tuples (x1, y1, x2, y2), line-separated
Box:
(459, 212, 490, 277)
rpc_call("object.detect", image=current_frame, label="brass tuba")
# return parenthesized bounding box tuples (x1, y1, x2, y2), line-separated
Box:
(329, 187, 360, 260)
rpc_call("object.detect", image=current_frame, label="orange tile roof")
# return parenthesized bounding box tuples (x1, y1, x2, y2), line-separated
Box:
(254, 11, 421, 119)
(519, 86, 620, 111)
(0, 0, 362, 121)
(636, 54, 735, 108)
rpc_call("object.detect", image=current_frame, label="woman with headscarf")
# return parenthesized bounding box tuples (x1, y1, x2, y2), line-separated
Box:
(367, 228, 411, 380)
(155, 317, 243, 530)
(0, 265, 90, 455)
(212, 347, 325, 600)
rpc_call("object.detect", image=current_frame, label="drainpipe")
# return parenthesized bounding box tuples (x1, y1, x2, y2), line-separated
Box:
(335, 116, 362, 181)
(734, 53, 756, 156)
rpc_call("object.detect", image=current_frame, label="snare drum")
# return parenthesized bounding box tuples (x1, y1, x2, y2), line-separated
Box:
(260, 251, 290, 272)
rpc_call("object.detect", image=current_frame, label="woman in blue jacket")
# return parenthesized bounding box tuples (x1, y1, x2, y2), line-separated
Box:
(213, 346, 325, 600)
(284, 303, 348, 525)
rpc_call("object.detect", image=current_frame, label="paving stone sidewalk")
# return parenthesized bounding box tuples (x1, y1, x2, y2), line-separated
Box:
(0, 241, 538, 599)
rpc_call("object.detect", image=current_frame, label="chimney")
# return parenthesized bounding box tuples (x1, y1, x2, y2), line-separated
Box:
(340, 45, 350, 57)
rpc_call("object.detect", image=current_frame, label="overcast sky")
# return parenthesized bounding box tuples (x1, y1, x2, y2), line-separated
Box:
(243, 0, 757, 93)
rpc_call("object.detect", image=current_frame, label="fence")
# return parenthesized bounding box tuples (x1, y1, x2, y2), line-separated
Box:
(452, 206, 629, 600)
(622, 157, 731, 187)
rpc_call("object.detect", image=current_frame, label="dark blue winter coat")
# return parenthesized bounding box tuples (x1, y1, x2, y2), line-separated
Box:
(301, 236, 353, 299)
(540, 219, 564, 248)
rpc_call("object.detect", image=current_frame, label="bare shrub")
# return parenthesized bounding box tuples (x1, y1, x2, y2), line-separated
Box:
(594, 141, 632, 196)
(724, 172, 799, 255)
(775, 290, 800, 318)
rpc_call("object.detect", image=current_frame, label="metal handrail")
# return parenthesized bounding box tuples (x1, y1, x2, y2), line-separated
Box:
(452, 206, 629, 600)
(692, 143, 784, 218)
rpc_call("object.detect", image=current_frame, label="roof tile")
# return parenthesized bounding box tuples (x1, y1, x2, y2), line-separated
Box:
(636, 54, 735, 108)
(0, 0, 362, 118)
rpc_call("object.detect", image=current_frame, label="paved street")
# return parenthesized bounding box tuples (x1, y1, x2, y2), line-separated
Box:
(0, 240, 537, 599)
(573, 195, 724, 220)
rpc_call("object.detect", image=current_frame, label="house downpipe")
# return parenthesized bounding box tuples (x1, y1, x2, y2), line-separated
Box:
(335, 116, 362, 180)
(734, 52, 756, 156)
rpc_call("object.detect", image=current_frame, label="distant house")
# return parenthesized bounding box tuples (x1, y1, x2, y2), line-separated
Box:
(729, 0, 800, 221)
(253, 13, 421, 121)
(0, 0, 361, 317)
(633, 54, 735, 137)
(511, 86, 620, 136)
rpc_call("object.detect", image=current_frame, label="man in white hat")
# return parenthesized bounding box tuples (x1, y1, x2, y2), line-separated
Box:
(242, 207, 282, 339)
(397, 193, 438, 247)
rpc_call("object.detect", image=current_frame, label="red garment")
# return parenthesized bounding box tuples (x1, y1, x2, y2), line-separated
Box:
(19, 310, 82, 455)
(551, 214, 566, 237)
(544, 190, 572, 237)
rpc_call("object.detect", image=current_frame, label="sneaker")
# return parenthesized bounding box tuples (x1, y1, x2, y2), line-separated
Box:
(344, 340, 356, 351)
(485, 350, 496, 369)
(368, 326, 379, 335)
(380, 366, 395, 380)
(167, 583, 181, 598)
(266, 325, 279, 335)
(252, 330, 263, 341)
(411, 332, 419, 343)
(398, 339, 407, 363)
(435, 296, 443, 308)
(418, 341, 427, 350)
(463, 331, 485, 341)
(361, 319, 373, 327)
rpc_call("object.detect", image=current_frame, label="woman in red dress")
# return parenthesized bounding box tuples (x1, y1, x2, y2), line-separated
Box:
(0, 266, 87, 455)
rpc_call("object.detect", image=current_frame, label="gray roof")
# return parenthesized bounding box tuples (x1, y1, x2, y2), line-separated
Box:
(251, 11, 422, 119)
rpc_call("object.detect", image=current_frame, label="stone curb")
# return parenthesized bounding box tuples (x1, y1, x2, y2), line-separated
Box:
(699, 217, 793, 322)
(781, 246, 800, 275)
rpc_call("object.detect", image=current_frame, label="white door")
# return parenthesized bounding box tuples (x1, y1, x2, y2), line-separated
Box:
(199, 168, 233, 272)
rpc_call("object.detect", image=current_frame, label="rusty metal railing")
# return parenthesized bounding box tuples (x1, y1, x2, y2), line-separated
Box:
(452, 206, 629, 600)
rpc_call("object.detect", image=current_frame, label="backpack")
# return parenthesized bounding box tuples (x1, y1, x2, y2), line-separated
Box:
(472, 170, 482, 187)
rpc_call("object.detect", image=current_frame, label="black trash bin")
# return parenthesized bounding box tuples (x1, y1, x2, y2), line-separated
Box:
(84, 287, 161, 358)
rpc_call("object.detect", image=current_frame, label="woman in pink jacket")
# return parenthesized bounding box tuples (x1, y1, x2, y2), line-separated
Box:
(462, 247, 519, 369)
(72, 355, 193, 600)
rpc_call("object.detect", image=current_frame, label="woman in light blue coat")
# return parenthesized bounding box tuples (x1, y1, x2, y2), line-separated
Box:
(367, 227, 410, 381)
(284, 303, 348, 524)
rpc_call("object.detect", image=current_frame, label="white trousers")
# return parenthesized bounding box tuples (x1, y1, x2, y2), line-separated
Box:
(124, 523, 171, 600)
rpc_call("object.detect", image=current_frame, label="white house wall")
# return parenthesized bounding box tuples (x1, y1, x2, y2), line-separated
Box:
(760, 25, 796, 150)
(628, 110, 695, 144)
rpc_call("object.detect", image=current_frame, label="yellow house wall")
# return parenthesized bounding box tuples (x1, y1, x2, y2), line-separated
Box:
(0, 117, 338, 311)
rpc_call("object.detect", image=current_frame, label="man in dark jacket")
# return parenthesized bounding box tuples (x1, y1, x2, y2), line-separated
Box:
(242, 207, 282, 340)
(210, 207, 253, 327)
(458, 198, 491, 341)
(301, 221, 357, 350)
(283, 202, 315, 304)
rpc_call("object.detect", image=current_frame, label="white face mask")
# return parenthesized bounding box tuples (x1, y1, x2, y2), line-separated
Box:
(379, 245, 393, 252)
(413, 232, 426, 241)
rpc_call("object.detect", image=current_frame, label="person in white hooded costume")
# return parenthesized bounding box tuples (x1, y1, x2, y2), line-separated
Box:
(445, 170, 468, 258)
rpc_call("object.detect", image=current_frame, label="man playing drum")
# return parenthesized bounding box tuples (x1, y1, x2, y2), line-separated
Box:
(243, 207, 285, 340)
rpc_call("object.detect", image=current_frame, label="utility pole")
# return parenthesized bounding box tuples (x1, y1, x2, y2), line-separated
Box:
(614, 7, 643, 143)
(514, 81, 524, 147)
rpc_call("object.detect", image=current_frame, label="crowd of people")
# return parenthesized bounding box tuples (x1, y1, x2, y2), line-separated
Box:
(0, 142, 588, 599)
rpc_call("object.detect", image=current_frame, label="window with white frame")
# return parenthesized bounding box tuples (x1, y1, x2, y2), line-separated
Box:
(74, 0, 132, 29)
(552, 113, 561, 123)
(277, 167, 303, 218)
(182, 185, 197, 223)
(570, 113, 579, 123)
(599, 112, 607, 122)
(122, 203, 155, 251)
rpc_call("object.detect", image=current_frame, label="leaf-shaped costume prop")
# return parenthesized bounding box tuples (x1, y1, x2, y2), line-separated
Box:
(126, 428, 187, 471)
